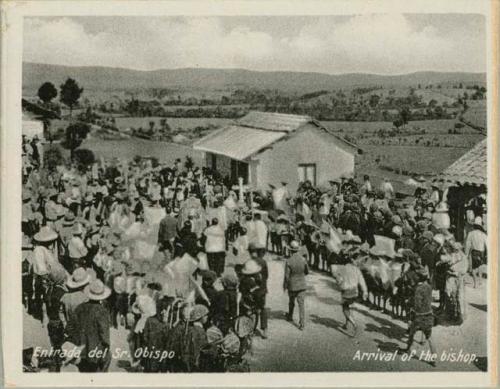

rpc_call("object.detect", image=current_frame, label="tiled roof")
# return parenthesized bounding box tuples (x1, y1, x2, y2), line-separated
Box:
(236, 111, 311, 132)
(437, 139, 487, 186)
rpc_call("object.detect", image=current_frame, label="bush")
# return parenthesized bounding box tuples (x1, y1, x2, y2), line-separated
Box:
(43, 145, 65, 171)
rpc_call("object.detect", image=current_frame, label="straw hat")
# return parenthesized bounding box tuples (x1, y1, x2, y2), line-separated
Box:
(188, 304, 209, 322)
(369, 246, 387, 257)
(34, 226, 58, 243)
(22, 192, 32, 202)
(72, 223, 85, 236)
(131, 295, 157, 316)
(234, 315, 254, 337)
(433, 233, 445, 246)
(66, 267, 91, 289)
(84, 279, 111, 301)
(241, 259, 262, 275)
(221, 273, 239, 288)
(422, 231, 434, 241)
(22, 235, 33, 250)
(207, 325, 224, 344)
(392, 225, 403, 237)
(49, 266, 68, 285)
(221, 333, 240, 355)
(289, 240, 300, 252)
(62, 212, 76, 227)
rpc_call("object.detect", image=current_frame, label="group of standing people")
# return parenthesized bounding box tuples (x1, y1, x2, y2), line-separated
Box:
(21, 133, 487, 372)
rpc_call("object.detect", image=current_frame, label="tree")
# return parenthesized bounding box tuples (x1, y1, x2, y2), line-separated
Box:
(369, 94, 380, 108)
(60, 78, 84, 119)
(399, 106, 411, 127)
(393, 118, 403, 130)
(43, 145, 65, 171)
(62, 122, 91, 157)
(38, 82, 58, 104)
(73, 148, 96, 172)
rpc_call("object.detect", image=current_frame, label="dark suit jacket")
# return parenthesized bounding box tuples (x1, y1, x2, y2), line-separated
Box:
(284, 252, 309, 292)
(73, 301, 110, 363)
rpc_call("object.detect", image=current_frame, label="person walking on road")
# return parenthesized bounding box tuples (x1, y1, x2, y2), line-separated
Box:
(332, 249, 367, 336)
(283, 240, 308, 330)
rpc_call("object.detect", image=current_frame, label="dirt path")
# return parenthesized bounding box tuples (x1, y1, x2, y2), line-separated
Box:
(23, 254, 487, 372)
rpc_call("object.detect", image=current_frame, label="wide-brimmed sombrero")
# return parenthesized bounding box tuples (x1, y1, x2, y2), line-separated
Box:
(84, 279, 111, 301)
(66, 267, 91, 289)
(33, 226, 58, 243)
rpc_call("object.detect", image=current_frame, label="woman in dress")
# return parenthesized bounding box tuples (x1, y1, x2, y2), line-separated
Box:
(438, 240, 468, 324)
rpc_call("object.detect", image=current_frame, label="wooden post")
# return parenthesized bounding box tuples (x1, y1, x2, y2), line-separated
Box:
(238, 177, 245, 207)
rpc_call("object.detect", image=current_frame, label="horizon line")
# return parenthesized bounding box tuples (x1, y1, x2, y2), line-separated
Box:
(23, 61, 486, 77)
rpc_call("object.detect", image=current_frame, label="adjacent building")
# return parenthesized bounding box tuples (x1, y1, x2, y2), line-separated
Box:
(435, 138, 487, 241)
(193, 111, 362, 192)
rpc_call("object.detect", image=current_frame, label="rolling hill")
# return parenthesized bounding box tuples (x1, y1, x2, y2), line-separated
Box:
(23, 62, 486, 94)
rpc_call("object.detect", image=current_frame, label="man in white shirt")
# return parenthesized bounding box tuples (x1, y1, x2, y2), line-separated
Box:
(204, 218, 226, 276)
(68, 223, 88, 271)
(465, 216, 488, 287)
(380, 178, 394, 200)
(249, 213, 268, 252)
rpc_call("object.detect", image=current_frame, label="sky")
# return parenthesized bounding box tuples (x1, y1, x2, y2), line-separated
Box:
(23, 14, 486, 75)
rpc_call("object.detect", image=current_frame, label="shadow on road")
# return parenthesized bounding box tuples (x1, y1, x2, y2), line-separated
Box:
(268, 309, 289, 321)
(352, 306, 407, 342)
(469, 302, 487, 312)
(309, 314, 352, 337)
(373, 338, 403, 353)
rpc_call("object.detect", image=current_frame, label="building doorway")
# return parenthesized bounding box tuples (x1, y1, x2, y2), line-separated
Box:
(231, 159, 249, 184)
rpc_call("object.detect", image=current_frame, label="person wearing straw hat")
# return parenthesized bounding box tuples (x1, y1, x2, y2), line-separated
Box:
(238, 259, 262, 322)
(248, 243, 269, 338)
(72, 279, 112, 372)
(67, 223, 88, 272)
(22, 234, 34, 310)
(169, 304, 209, 372)
(204, 217, 226, 276)
(45, 265, 68, 372)
(31, 226, 59, 321)
(402, 266, 436, 366)
(465, 215, 487, 288)
(332, 246, 368, 337)
(283, 240, 309, 331)
(134, 295, 169, 372)
(61, 267, 91, 342)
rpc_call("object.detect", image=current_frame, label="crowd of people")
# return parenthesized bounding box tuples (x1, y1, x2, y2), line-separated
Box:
(21, 135, 488, 372)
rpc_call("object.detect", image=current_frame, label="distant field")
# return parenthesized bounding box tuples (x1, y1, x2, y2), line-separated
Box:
(462, 100, 487, 130)
(81, 137, 205, 166)
(358, 144, 474, 176)
(320, 119, 478, 135)
(114, 116, 234, 132)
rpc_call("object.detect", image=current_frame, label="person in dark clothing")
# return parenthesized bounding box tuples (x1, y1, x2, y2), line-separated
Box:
(158, 206, 178, 261)
(403, 266, 436, 367)
(44, 267, 67, 372)
(421, 234, 443, 293)
(175, 221, 198, 257)
(284, 241, 309, 330)
(73, 280, 112, 372)
(250, 243, 269, 339)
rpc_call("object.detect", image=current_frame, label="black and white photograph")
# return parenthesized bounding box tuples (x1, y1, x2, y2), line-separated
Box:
(1, 0, 498, 387)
